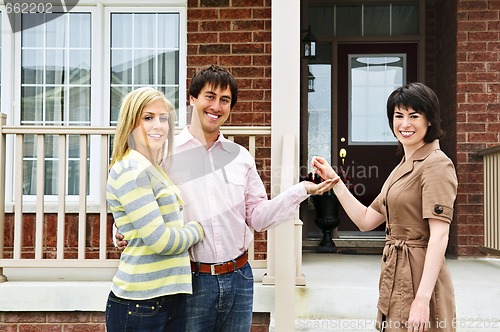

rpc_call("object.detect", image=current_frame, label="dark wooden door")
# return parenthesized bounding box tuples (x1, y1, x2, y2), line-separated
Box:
(336, 43, 418, 232)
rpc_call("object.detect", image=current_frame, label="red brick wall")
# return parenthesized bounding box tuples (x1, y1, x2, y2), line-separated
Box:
(454, 0, 500, 256)
(2, 214, 120, 260)
(0, 312, 270, 331)
(187, 0, 272, 260)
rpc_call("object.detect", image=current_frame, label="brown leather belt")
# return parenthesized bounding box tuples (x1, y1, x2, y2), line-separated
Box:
(191, 252, 248, 276)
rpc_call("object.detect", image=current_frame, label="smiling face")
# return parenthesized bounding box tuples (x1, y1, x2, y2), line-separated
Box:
(393, 106, 430, 157)
(189, 83, 232, 141)
(131, 100, 170, 160)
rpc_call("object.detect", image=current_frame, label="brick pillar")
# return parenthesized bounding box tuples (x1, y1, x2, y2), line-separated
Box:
(454, 0, 500, 256)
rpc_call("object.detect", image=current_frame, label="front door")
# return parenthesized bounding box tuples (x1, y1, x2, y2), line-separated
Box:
(336, 42, 418, 232)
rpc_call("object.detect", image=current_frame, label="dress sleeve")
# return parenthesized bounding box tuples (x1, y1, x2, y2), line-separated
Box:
(421, 153, 458, 223)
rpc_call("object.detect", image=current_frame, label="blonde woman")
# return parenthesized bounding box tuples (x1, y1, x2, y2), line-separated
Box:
(105, 87, 204, 331)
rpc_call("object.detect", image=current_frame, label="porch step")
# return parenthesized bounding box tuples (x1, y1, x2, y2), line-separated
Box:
(303, 235, 385, 254)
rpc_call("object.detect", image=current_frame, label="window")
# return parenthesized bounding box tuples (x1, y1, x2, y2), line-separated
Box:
(21, 12, 92, 195)
(349, 55, 403, 144)
(309, 2, 419, 38)
(4, 3, 186, 207)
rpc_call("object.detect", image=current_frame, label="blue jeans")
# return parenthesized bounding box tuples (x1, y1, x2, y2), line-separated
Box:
(105, 291, 186, 332)
(186, 262, 254, 332)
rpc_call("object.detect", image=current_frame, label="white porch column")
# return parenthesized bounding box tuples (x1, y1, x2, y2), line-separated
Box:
(267, 0, 301, 331)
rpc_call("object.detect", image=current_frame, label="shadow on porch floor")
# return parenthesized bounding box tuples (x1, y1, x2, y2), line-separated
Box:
(258, 252, 500, 332)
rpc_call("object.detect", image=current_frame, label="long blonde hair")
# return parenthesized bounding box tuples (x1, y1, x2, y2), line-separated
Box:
(110, 87, 175, 167)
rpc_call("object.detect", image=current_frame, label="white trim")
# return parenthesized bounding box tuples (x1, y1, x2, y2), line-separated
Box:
(1, 8, 15, 205)
(177, 6, 187, 127)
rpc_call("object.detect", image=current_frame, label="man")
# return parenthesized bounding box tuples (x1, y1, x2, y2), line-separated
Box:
(115, 65, 334, 331)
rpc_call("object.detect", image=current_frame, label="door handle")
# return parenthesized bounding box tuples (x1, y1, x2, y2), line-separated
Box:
(339, 148, 347, 165)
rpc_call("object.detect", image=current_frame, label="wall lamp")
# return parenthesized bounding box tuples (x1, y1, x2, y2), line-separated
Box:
(308, 66, 315, 92)
(302, 25, 317, 59)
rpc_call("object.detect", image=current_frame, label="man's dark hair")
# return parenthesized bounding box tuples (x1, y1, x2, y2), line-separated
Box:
(189, 65, 239, 109)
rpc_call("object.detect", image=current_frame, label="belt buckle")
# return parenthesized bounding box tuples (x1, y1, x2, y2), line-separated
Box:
(210, 262, 224, 275)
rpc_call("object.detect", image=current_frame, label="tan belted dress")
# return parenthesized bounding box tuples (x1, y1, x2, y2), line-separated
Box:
(370, 140, 458, 332)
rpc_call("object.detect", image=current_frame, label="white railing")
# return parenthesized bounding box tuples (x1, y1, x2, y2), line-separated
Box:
(479, 145, 500, 256)
(0, 113, 272, 282)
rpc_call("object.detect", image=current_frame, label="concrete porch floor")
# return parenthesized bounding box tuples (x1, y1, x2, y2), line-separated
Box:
(254, 252, 500, 332)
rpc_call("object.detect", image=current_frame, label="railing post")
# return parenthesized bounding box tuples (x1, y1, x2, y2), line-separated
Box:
(273, 134, 296, 332)
(0, 113, 8, 282)
(479, 146, 500, 256)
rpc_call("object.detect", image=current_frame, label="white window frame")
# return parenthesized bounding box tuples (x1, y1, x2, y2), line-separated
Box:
(103, 5, 187, 127)
(1, 1, 187, 212)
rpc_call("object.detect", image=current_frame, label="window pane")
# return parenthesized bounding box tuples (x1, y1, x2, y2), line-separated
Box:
(22, 50, 44, 84)
(110, 86, 132, 124)
(68, 87, 91, 123)
(134, 50, 155, 85)
(349, 55, 402, 144)
(46, 14, 66, 48)
(111, 14, 133, 48)
(45, 86, 64, 123)
(45, 49, 66, 84)
(309, 6, 334, 40)
(22, 14, 45, 47)
(392, 4, 419, 35)
(70, 14, 91, 48)
(158, 14, 179, 49)
(134, 14, 155, 48)
(159, 86, 179, 111)
(336, 5, 362, 36)
(21, 86, 44, 123)
(111, 50, 133, 84)
(364, 5, 390, 36)
(157, 50, 179, 85)
(69, 50, 91, 84)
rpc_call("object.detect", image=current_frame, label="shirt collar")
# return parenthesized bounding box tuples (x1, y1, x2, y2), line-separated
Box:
(411, 139, 441, 161)
(176, 126, 233, 152)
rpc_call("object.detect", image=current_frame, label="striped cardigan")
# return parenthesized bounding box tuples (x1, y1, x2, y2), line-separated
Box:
(107, 149, 203, 300)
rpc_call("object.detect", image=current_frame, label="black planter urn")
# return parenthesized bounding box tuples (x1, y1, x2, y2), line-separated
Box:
(311, 192, 340, 253)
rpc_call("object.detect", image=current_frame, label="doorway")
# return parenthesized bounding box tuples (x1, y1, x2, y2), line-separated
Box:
(301, 42, 419, 249)
(335, 42, 418, 233)
(300, 1, 423, 250)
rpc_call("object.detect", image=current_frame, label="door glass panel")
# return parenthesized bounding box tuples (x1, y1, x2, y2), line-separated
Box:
(349, 55, 404, 144)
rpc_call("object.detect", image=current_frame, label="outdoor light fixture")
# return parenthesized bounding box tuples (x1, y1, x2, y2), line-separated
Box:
(303, 25, 317, 59)
(308, 66, 315, 92)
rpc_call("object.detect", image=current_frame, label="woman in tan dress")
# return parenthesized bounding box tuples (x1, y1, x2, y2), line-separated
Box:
(312, 82, 458, 332)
